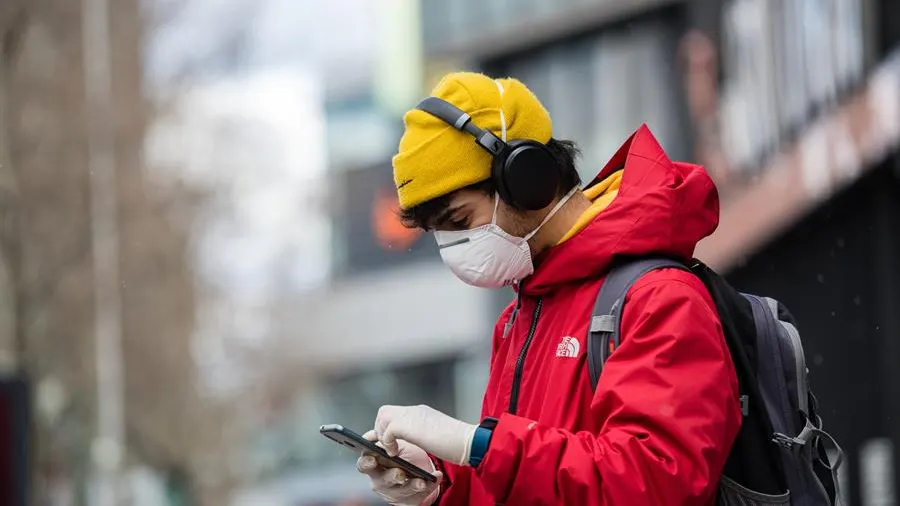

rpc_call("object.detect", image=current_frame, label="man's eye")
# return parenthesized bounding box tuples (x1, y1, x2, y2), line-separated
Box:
(448, 218, 469, 230)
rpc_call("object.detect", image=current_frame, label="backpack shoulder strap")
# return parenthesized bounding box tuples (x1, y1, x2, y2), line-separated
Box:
(587, 257, 688, 390)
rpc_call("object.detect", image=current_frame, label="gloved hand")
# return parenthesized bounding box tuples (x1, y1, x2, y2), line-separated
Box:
(374, 404, 478, 466)
(356, 433, 442, 506)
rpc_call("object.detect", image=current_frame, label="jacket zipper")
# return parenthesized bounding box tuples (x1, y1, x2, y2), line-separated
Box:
(508, 297, 543, 415)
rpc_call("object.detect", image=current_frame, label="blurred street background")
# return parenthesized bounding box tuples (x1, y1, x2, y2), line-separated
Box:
(0, 0, 898, 505)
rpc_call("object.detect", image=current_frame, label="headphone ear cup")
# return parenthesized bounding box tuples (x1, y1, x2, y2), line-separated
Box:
(497, 140, 560, 211)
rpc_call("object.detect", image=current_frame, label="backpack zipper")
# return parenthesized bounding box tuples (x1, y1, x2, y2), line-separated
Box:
(508, 297, 543, 415)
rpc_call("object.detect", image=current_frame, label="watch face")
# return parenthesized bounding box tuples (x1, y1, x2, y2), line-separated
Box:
(480, 417, 499, 430)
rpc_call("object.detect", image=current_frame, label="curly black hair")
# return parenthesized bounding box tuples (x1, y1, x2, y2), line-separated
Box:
(398, 138, 581, 230)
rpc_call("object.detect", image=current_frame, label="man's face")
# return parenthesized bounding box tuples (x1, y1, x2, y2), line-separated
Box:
(431, 189, 533, 237)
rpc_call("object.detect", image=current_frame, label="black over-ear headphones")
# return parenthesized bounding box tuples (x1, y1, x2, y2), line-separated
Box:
(415, 96, 561, 211)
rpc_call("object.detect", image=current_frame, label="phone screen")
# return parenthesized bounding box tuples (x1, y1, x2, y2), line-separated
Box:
(319, 424, 437, 482)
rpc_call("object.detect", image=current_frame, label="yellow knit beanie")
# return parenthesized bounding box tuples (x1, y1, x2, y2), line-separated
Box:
(393, 72, 553, 210)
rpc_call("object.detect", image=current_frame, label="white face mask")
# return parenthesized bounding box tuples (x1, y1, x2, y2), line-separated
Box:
(434, 188, 578, 288)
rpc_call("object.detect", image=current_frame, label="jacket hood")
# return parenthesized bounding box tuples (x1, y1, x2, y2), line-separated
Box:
(520, 124, 719, 296)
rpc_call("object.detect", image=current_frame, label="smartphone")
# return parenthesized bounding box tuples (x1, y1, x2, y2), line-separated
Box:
(319, 424, 437, 483)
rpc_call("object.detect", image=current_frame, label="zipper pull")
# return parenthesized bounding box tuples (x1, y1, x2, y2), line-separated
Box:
(503, 296, 522, 339)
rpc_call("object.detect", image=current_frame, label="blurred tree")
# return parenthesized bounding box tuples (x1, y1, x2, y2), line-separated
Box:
(0, 1, 248, 505)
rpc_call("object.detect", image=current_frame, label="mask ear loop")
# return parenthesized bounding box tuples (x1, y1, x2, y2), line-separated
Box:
(490, 192, 502, 226)
(494, 79, 507, 142)
(523, 187, 578, 241)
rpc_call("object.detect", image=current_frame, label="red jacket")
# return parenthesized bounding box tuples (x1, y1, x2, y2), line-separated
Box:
(433, 126, 741, 506)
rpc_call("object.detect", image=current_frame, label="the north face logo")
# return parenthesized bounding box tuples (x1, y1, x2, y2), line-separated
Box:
(556, 336, 581, 358)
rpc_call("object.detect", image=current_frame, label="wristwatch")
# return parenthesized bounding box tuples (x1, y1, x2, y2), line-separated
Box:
(468, 417, 499, 468)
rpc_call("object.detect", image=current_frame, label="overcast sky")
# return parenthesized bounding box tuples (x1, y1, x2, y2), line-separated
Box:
(146, 0, 379, 90)
(144, 0, 391, 294)
(144, 0, 379, 394)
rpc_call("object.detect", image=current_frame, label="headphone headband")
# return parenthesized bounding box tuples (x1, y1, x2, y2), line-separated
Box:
(414, 95, 560, 211)
(416, 97, 506, 156)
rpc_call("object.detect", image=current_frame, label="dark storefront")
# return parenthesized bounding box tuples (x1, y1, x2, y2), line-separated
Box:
(0, 377, 28, 506)
(707, 1, 900, 503)
(727, 156, 900, 505)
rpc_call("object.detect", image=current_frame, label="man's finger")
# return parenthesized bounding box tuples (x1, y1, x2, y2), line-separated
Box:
(374, 405, 397, 447)
(381, 428, 400, 457)
(361, 432, 389, 453)
(356, 454, 379, 475)
(409, 477, 426, 492)
(375, 466, 408, 488)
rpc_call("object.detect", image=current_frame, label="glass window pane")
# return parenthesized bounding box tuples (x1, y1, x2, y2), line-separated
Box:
(292, 357, 458, 472)
(590, 32, 636, 167)
(490, 14, 691, 176)
(543, 43, 595, 177)
(445, 0, 469, 47)
(507, 50, 553, 113)
(454, 343, 491, 423)
(485, 0, 511, 33)
(422, 0, 452, 52)
(631, 21, 688, 161)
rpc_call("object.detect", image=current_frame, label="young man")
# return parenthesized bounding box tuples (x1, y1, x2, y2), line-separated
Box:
(356, 72, 741, 506)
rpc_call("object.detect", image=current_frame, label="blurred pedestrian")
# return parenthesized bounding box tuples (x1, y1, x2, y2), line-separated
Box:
(356, 72, 739, 506)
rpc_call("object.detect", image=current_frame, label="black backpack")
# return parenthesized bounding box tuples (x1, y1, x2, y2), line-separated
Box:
(587, 257, 844, 506)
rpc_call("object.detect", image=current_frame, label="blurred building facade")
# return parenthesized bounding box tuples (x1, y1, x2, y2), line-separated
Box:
(243, 1, 900, 505)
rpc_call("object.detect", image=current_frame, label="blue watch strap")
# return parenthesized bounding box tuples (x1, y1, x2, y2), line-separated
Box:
(468, 426, 493, 468)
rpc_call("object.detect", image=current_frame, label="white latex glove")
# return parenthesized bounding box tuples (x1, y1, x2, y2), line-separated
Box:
(374, 404, 477, 466)
(356, 432, 442, 506)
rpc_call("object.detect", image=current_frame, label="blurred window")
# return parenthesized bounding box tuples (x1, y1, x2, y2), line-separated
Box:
(627, 20, 689, 161)
(507, 50, 553, 106)
(444, 0, 470, 48)
(423, 0, 623, 53)
(494, 15, 689, 180)
(482, 0, 511, 34)
(529, 0, 559, 18)
(453, 344, 492, 424)
(421, 0, 453, 52)
(545, 42, 594, 150)
(291, 356, 459, 471)
(719, 0, 867, 173)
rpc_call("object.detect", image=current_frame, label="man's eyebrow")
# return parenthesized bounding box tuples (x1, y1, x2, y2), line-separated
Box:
(432, 205, 463, 228)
